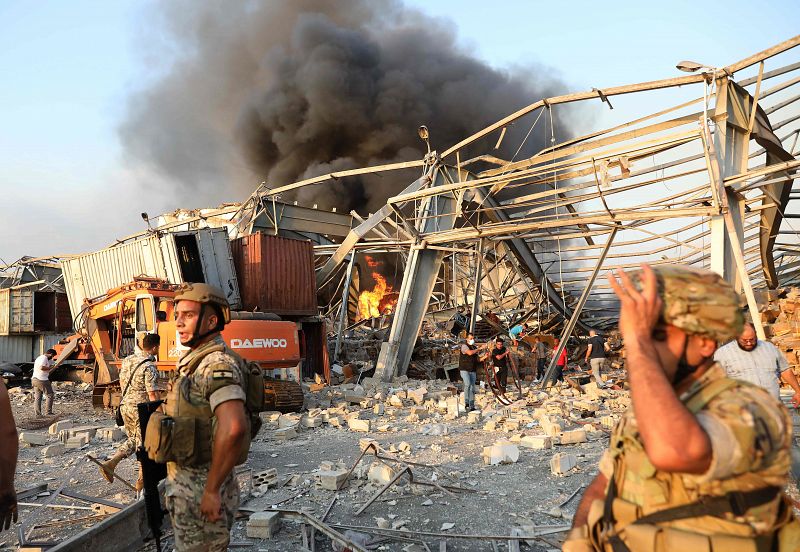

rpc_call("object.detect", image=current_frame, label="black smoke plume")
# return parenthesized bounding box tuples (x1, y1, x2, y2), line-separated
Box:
(121, 0, 570, 212)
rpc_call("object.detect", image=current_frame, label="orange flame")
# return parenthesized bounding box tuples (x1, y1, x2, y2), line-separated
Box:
(356, 256, 398, 320)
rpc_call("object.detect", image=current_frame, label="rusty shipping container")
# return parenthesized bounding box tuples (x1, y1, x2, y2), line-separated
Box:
(231, 233, 316, 316)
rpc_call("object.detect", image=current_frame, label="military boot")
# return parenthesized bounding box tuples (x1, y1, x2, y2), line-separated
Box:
(99, 450, 126, 483)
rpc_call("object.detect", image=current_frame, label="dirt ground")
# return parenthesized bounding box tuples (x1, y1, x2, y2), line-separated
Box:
(4, 375, 799, 552)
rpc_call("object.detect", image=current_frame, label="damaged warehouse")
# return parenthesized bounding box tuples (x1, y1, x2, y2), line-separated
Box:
(3, 20, 800, 552)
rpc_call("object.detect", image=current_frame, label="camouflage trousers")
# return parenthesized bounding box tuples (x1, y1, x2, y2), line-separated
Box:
(165, 464, 239, 552)
(116, 403, 142, 458)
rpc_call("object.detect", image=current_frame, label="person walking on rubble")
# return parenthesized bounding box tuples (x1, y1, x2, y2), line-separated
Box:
(564, 264, 799, 552)
(99, 333, 161, 491)
(549, 337, 567, 385)
(714, 321, 800, 407)
(585, 329, 610, 388)
(491, 337, 511, 393)
(31, 348, 57, 417)
(533, 335, 548, 383)
(459, 333, 481, 411)
(148, 284, 252, 552)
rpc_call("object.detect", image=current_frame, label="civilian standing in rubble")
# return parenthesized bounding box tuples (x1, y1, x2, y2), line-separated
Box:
(31, 348, 57, 417)
(533, 336, 548, 382)
(99, 333, 161, 491)
(150, 284, 250, 552)
(509, 322, 527, 346)
(459, 333, 481, 411)
(491, 337, 511, 393)
(564, 265, 798, 552)
(0, 380, 17, 532)
(714, 321, 800, 407)
(584, 329, 609, 388)
(549, 337, 567, 384)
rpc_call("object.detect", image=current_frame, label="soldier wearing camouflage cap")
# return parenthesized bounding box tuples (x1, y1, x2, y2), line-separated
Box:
(564, 264, 799, 552)
(163, 283, 248, 552)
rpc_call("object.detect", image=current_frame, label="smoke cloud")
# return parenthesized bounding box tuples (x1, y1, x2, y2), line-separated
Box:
(121, 0, 570, 212)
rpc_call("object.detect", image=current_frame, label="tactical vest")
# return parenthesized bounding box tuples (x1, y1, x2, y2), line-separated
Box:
(583, 373, 800, 551)
(459, 343, 479, 372)
(145, 340, 265, 468)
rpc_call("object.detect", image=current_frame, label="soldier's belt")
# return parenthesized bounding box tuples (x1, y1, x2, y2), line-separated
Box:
(631, 486, 781, 524)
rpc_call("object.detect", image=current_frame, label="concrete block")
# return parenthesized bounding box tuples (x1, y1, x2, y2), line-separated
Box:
(246, 511, 282, 539)
(348, 418, 371, 432)
(373, 403, 385, 415)
(558, 429, 587, 445)
(359, 438, 379, 452)
(278, 414, 300, 429)
(446, 396, 461, 418)
(388, 394, 405, 407)
(316, 469, 349, 490)
(408, 387, 427, 405)
(41, 443, 66, 457)
(253, 468, 278, 487)
(466, 410, 482, 424)
(421, 423, 448, 436)
(520, 435, 553, 450)
(98, 427, 125, 442)
(344, 392, 365, 404)
(260, 411, 282, 423)
(368, 463, 396, 485)
(540, 417, 564, 437)
(550, 452, 578, 475)
(482, 442, 520, 465)
(410, 406, 428, 419)
(66, 434, 89, 449)
(274, 427, 297, 440)
(19, 432, 48, 446)
(48, 419, 73, 435)
(300, 414, 322, 428)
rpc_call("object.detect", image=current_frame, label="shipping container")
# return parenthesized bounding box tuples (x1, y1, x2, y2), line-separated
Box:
(0, 333, 70, 363)
(61, 228, 241, 318)
(0, 287, 33, 334)
(231, 233, 316, 316)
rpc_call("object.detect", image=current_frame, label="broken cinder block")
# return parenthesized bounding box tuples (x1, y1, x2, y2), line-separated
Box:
(41, 443, 66, 457)
(246, 511, 282, 539)
(558, 429, 588, 445)
(19, 432, 48, 446)
(368, 463, 397, 485)
(48, 419, 73, 434)
(520, 435, 552, 450)
(348, 418, 371, 432)
(316, 469, 349, 490)
(482, 441, 520, 465)
(550, 452, 578, 475)
(97, 427, 125, 442)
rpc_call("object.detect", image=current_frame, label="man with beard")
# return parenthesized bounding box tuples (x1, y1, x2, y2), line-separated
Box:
(715, 322, 800, 407)
(564, 265, 798, 551)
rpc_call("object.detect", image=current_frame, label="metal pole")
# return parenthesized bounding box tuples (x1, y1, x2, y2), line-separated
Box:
(334, 254, 357, 361)
(540, 226, 618, 389)
(469, 239, 484, 333)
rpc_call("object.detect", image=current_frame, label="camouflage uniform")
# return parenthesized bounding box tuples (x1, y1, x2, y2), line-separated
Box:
(117, 352, 159, 458)
(165, 335, 245, 552)
(565, 265, 798, 551)
(593, 364, 792, 546)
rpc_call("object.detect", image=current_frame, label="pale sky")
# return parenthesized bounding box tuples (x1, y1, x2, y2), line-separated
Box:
(0, 0, 797, 263)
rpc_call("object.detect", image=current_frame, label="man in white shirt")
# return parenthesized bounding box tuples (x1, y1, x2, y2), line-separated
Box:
(31, 349, 57, 417)
(714, 322, 800, 407)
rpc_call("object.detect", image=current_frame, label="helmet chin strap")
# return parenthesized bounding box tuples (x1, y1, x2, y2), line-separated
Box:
(673, 333, 712, 384)
(184, 304, 221, 348)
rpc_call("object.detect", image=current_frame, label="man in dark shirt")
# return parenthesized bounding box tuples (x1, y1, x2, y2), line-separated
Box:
(584, 329, 609, 387)
(491, 337, 511, 393)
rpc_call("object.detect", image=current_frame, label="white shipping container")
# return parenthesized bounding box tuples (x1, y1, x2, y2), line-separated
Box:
(61, 228, 241, 318)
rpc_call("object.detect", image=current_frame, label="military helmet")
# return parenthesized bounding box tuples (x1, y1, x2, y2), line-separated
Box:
(174, 282, 231, 325)
(629, 264, 743, 342)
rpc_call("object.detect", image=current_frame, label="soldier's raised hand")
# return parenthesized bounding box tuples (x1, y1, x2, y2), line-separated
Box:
(607, 265, 663, 346)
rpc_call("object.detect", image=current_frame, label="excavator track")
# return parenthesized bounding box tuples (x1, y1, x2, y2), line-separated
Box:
(264, 378, 305, 413)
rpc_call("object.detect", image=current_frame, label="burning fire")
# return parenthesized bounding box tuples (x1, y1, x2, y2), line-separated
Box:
(357, 256, 398, 320)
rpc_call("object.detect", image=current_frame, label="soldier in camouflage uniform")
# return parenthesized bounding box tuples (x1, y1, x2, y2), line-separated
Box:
(565, 264, 799, 552)
(165, 283, 248, 552)
(99, 333, 160, 491)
